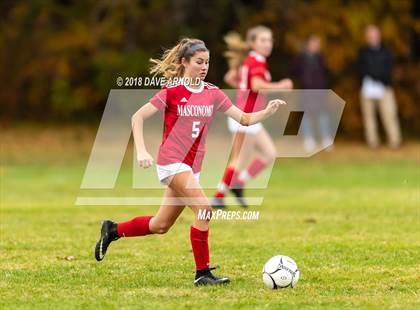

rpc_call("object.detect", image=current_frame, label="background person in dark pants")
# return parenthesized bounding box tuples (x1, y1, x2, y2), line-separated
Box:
(292, 34, 332, 152)
(358, 24, 401, 149)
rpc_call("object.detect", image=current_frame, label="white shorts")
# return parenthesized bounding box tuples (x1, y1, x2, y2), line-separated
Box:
(227, 117, 263, 134)
(156, 162, 200, 185)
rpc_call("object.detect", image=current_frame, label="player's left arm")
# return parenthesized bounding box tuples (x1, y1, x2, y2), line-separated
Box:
(224, 99, 286, 126)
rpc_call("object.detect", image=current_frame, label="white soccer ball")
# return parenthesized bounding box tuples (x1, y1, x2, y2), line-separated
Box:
(262, 255, 300, 289)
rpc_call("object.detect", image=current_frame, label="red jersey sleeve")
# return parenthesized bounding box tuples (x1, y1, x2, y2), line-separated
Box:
(249, 62, 266, 80)
(214, 89, 233, 112)
(149, 88, 167, 111)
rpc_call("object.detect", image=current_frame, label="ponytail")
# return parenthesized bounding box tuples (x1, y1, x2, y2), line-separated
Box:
(150, 38, 208, 79)
(224, 25, 272, 70)
(223, 32, 248, 70)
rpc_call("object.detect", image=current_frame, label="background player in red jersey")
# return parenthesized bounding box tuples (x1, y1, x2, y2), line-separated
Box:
(94, 38, 286, 286)
(212, 26, 293, 208)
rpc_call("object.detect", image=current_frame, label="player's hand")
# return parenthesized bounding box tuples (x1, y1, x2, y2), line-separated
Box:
(137, 151, 154, 168)
(276, 78, 293, 89)
(265, 99, 286, 117)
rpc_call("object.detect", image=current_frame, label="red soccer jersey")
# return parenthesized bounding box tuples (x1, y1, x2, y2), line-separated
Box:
(237, 51, 272, 113)
(149, 81, 233, 173)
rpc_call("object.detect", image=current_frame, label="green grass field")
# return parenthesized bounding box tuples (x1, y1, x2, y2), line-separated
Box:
(1, 126, 419, 309)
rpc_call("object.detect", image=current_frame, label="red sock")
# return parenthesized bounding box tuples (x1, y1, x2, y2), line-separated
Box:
(190, 226, 210, 270)
(233, 158, 267, 187)
(117, 216, 153, 237)
(222, 166, 235, 187)
(215, 190, 225, 198)
(214, 166, 236, 197)
(231, 170, 245, 187)
(247, 158, 266, 178)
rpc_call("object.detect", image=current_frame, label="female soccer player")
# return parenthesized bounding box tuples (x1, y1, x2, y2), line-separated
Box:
(94, 38, 286, 286)
(212, 26, 293, 208)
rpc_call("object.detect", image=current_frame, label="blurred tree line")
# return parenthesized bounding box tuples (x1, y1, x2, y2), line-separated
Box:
(0, 0, 418, 137)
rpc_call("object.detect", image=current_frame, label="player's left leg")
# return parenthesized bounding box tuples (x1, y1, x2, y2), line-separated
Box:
(228, 132, 258, 207)
(169, 171, 230, 286)
(378, 87, 401, 148)
(212, 132, 246, 208)
(234, 127, 276, 189)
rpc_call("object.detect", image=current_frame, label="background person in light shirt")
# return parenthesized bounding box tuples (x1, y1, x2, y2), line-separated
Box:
(357, 24, 402, 149)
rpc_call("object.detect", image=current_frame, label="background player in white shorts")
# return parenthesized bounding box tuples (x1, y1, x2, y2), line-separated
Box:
(212, 26, 293, 208)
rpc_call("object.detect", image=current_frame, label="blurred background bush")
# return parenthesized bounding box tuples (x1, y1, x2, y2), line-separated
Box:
(0, 0, 418, 138)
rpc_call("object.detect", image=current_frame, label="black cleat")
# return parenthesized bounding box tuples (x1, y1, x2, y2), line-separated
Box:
(229, 187, 248, 208)
(194, 267, 230, 286)
(210, 197, 226, 209)
(95, 220, 119, 261)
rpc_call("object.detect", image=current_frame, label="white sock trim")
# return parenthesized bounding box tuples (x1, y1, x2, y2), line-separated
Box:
(239, 170, 251, 183)
(217, 182, 228, 193)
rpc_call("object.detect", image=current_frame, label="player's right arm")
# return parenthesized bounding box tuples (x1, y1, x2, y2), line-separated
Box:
(131, 102, 159, 168)
(251, 77, 293, 92)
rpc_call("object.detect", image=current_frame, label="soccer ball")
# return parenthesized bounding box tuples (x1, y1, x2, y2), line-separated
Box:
(262, 255, 300, 289)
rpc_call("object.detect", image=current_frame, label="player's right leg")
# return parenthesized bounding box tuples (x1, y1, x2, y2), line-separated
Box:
(94, 187, 185, 261)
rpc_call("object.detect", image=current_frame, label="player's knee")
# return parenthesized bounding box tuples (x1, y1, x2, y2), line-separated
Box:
(264, 150, 277, 163)
(196, 206, 213, 222)
(204, 207, 213, 222)
(153, 221, 172, 234)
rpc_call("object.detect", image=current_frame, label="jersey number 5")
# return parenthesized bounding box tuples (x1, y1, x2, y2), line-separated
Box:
(192, 121, 200, 138)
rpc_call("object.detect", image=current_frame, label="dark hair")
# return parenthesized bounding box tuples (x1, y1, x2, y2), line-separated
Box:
(150, 38, 208, 79)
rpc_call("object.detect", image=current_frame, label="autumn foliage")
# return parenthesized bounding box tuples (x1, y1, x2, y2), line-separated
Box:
(0, 0, 418, 136)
